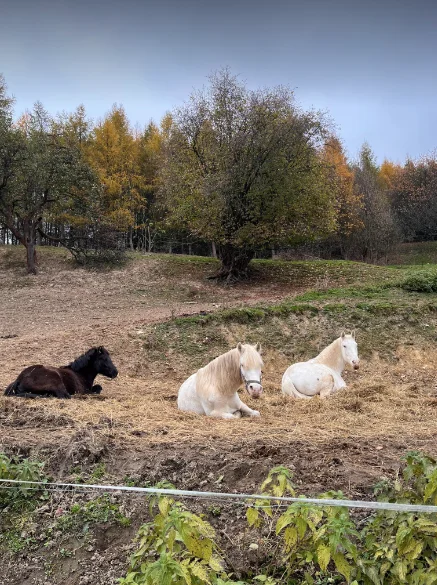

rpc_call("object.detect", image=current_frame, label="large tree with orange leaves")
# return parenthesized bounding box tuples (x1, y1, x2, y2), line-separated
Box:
(321, 136, 363, 242)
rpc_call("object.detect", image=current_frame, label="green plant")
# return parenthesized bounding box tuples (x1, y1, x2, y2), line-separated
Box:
(356, 451, 437, 585)
(56, 494, 131, 534)
(245, 453, 437, 585)
(0, 453, 47, 511)
(400, 270, 437, 293)
(246, 468, 358, 583)
(90, 462, 106, 481)
(119, 488, 224, 584)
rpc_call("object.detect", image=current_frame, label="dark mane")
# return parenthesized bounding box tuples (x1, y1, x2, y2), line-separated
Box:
(66, 347, 97, 372)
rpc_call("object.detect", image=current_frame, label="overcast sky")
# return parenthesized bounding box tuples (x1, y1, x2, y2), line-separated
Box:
(1, 0, 436, 163)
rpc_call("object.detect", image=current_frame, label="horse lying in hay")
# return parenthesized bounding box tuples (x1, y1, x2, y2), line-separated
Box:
(178, 343, 263, 419)
(282, 332, 359, 399)
(4, 346, 118, 399)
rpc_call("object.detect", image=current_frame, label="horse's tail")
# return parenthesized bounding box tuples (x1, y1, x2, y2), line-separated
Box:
(4, 379, 19, 396)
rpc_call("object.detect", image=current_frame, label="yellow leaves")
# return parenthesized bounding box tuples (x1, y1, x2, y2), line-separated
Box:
(86, 105, 146, 229)
(321, 135, 363, 236)
(106, 208, 135, 231)
(332, 552, 352, 582)
(316, 543, 331, 571)
(380, 159, 402, 190)
(246, 507, 261, 528)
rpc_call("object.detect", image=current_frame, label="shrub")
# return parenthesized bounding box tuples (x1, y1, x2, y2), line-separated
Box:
(0, 453, 47, 511)
(400, 270, 437, 292)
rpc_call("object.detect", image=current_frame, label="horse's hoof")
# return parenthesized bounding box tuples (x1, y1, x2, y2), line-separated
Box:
(250, 410, 260, 417)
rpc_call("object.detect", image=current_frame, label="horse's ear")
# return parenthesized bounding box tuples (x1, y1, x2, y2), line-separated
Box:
(255, 342, 262, 353)
(341, 331, 345, 339)
(97, 346, 104, 353)
(237, 342, 242, 353)
(351, 330, 356, 339)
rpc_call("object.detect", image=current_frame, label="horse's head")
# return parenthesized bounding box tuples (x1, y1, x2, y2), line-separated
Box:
(340, 331, 360, 370)
(92, 347, 119, 379)
(237, 342, 264, 398)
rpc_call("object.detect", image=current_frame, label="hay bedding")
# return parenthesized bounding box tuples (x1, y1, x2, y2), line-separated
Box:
(1, 251, 437, 473)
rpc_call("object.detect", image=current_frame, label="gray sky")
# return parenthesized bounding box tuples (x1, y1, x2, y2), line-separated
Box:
(1, 0, 436, 163)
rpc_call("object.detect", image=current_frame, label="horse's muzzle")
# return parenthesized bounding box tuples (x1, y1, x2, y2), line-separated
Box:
(248, 385, 263, 399)
(110, 369, 119, 379)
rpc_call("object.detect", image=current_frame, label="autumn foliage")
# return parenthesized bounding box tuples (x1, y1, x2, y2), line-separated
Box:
(1, 71, 437, 275)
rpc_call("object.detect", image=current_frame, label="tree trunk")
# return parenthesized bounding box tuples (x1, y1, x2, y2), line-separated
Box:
(22, 219, 38, 274)
(128, 225, 134, 251)
(211, 241, 217, 258)
(210, 244, 254, 282)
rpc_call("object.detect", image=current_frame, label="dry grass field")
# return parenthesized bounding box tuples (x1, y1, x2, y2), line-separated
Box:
(1, 244, 437, 584)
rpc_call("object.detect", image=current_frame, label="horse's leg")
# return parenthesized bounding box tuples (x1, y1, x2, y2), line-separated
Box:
(209, 410, 241, 419)
(14, 391, 46, 399)
(53, 386, 71, 399)
(284, 381, 313, 399)
(85, 385, 102, 395)
(319, 375, 336, 399)
(238, 401, 260, 417)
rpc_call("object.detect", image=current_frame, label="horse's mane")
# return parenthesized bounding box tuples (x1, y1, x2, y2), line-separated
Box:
(65, 347, 98, 372)
(313, 336, 351, 372)
(314, 338, 340, 365)
(197, 344, 262, 396)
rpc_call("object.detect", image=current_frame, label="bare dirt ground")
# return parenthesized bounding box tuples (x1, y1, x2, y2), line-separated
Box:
(1, 247, 437, 584)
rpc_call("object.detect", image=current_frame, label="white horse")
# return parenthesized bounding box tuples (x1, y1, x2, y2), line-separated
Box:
(177, 343, 263, 419)
(282, 332, 359, 399)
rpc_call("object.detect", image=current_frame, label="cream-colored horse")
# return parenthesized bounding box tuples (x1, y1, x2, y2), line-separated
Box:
(177, 343, 263, 419)
(282, 332, 359, 399)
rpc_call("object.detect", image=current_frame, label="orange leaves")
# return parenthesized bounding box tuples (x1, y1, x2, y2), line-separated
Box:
(321, 136, 363, 235)
(86, 105, 147, 229)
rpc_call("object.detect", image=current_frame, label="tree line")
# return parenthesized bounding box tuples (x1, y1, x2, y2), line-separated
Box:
(0, 69, 436, 279)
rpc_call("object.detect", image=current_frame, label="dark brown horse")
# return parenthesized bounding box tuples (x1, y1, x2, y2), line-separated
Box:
(4, 347, 118, 399)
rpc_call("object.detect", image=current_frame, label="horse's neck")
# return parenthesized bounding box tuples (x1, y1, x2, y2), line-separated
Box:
(313, 339, 344, 375)
(199, 349, 241, 396)
(67, 365, 96, 388)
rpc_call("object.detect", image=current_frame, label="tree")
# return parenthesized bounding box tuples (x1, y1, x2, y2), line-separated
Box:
(86, 105, 146, 249)
(159, 69, 337, 281)
(0, 77, 96, 273)
(344, 144, 401, 263)
(136, 119, 166, 251)
(390, 156, 437, 241)
(321, 137, 363, 251)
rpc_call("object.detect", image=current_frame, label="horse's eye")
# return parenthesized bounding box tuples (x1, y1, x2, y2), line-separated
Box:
(343, 345, 346, 348)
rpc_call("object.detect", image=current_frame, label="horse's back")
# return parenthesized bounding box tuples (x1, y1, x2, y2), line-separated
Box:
(282, 362, 334, 398)
(177, 373, 204, 414)
(13, 365, 66, 395)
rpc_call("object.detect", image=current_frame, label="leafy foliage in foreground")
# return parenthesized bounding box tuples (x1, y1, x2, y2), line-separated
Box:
(118, 482, 231, 585)
(121, 454, 437, 585)
(0, 453, 47, 511)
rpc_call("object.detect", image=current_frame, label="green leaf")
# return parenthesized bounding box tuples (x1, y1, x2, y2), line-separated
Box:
(247, 507, 260, 528)
(158, 496, 170, 517)
(189, 560, 211, 584)
(275, 512, 293, 534)
(317, 544, 331, 572)
(332, 552, 352, 583)
(283, 526, 298, 550)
